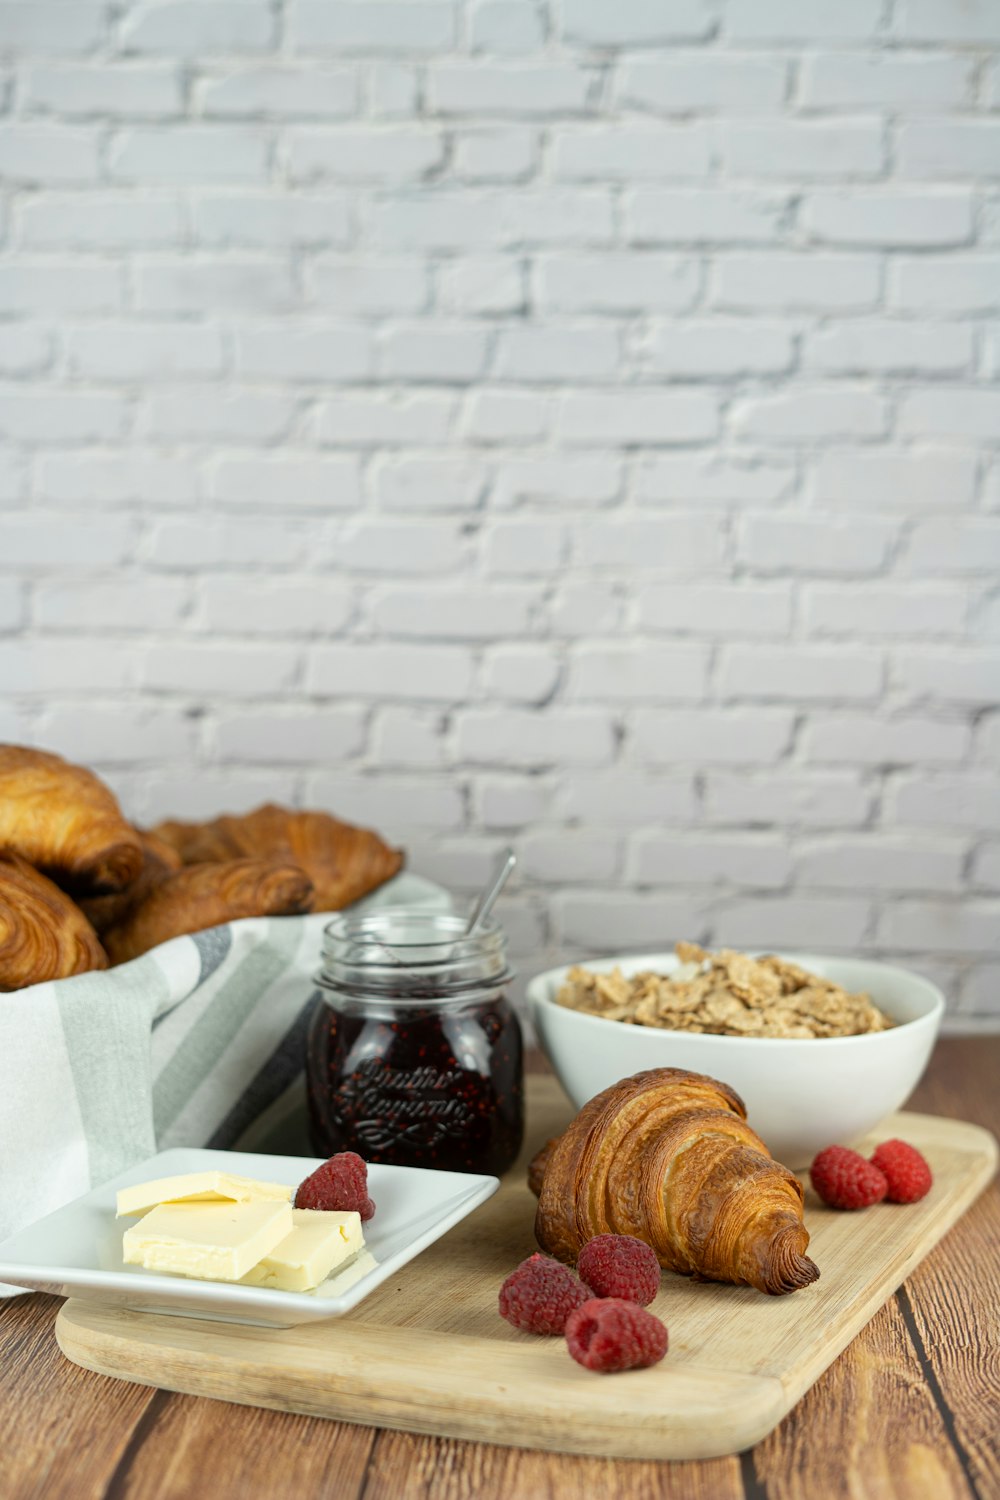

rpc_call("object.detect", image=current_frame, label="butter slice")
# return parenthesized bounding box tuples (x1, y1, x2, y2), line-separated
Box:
(122, 1199, 293, 1282)
(116, 1171, 293, 1218)
(240, 1210, 364, 1293)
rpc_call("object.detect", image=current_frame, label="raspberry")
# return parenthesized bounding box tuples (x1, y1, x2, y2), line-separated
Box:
(498, 1253, 590, 1335)
(295, 1152, 376, 1221)
(870, 1140, 933, 1204)
(577, 1234, 661, 1307)
(565, 1298, 668, 1374)
(810, 1145, 888, 1210)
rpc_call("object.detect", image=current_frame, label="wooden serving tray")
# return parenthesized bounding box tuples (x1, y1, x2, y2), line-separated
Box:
(55, 1077, 997, 1461)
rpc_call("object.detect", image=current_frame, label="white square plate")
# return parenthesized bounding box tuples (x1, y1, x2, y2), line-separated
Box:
(0, 1147, 499, 1327)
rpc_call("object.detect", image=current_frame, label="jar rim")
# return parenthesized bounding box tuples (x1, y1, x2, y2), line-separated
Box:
(318, 905, 514, 999)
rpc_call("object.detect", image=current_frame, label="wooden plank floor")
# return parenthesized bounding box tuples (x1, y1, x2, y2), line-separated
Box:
(0, 1037, 997, 1500)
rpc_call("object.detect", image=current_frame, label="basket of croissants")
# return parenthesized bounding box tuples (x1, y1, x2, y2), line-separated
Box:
(0, 745, 405, 993)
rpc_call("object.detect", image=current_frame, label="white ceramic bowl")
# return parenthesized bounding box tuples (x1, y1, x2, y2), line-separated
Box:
(527, 952, 945, 1170)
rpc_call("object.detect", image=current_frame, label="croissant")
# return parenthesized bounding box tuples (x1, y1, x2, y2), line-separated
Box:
(79, 829, 181, 937)
(1, 854, 108, 990)
(530, 1067, 819, 1297)
(152, 803, 404, 912)
(0, 745, 143, 895)
(101, 858, 316, 966)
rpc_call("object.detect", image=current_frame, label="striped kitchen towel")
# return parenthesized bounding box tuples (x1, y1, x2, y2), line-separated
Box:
(0, 873, 449, 1259)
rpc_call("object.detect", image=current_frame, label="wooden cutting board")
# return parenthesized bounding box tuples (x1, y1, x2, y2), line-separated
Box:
(55, 1076, 997, 1461)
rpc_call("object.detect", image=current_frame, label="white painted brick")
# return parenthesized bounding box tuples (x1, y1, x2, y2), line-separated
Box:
(566, 643, 709, 702)
(0, 391, 128, 445)
(464, 388, 549, 443)
(561, 0, 714, 44)
(552, 123, 711, 181)
(558, 770, 696, 826)
(898, 121, 1000, 179)
(287, 128, 444, 183)
(308, 258, 429, 314)
(142, 644, 299, 696)
(549, 582, 623, 636)
(23, 64, 183, 117)
(0, 452, 26, 507)
(805, 586, 965, 637)
(888, 775, 1000, 831)
(0, 325, 53, 376)
(639, 584, 793, 636)
(800, 53, 973, 109)
(632, 709, 794, 764)
(18, 193, 183, 248)
(136, 257, 294, 312)
(802, 191, 973, 248)
(645, 320, 794, 377)
(338, 520, 468, 574)
(147, 517, 309, 570)
(801, 837, 966, 893)
(141, 388, 296, 444)
(878, 902, 1000, 956)
(427, 63, 594, 116)
(719, 646, 883, 702)
(704, 774, 875, 834)
(198, 68, 357, 119)
(483, 520, 567, 574)
(573, 515, 725, 571)
(470, 1, 544, 52)
(368, 194, 504, 250)
(0, 3, 106, 53)
(194, 194, 350, 248)
(717, 898, 872, 952)
(0, 642, 137, 694)
(453, 128, 536, 182)
(739, 514, 895, 573)
(292, 3, 457, 54)
(211, 709, 365, 762)
(481, 645, 561, 703)
(0, 579, 23, 631)
(894, 650, 1000, 706)
(34, 570, 185, 624)
(67, 324, 225, 380)
(556, 389, 718, 446)
(197, 577, 353, 635)
(617, 55, 787, 114)
(0, 261, 122, 313)
(493, 455, 622, 508)
(521, 834, 619, 884)
(310, 773, 466, 833)
(632, 834, 792, 890)
(732, 388, 886, 441)
(111, 127, 268, 183)
(714, 254, 879, 311)
(1, 513, 136, 568)
(493, 325, 619, 382)
(726, 0, 880, 40)
(971, 843, 1000, 891)
(894, 0, 1000, 42)
(802, 715, 970, 766)
(898, 388, 1000, 441)
(135, 771, 300, 823)
(962, 964, 1000, 1017)
(36, 452, 199, 506)
(536, 253, 699, 314)
(626, 189, 787, 246)
(308, 644, 473, 701)
(209, 454, 360, 510)
(906, 518, 1000, 576)
(378, 323, 491, 382)
(474, 775, 553, 829)
(804, 321, 973, 376)
(505, 190, 616, 246)
(369, 707, 447, 768)
(636, 454, 794, 506)
(235, 323, 372, 381)
(811, 449, 976, 509)
(553, 893, 709, 952)
(724, 120, 883, 179)
(456, 708, 615, 767)
(437, 258, 524, 315)
(315, 391, 458, 446)
(0, 125, 100, 184)
(371, 584, 538, 636)
(121, 2, 273, 53)
(891, 258, 1000, 314)
(374, 455, 488, 511)
(33, 707, 196, 763)
(369, 63, 419, 117)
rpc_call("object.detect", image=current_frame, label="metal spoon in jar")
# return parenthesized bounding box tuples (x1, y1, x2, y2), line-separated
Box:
(465, 847, 516, 937)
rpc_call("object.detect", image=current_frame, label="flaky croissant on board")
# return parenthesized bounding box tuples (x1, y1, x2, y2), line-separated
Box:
(530, 1068, 819, 1297)
(0, 745, 143, 894)
(153, 803, 404, 912)
(0, 854, 108, 990)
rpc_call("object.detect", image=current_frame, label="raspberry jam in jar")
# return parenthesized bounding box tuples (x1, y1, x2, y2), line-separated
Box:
(306, 909, 523, 1176)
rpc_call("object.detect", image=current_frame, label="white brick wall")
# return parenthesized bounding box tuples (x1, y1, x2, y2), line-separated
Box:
(1, 0, 999, 1029)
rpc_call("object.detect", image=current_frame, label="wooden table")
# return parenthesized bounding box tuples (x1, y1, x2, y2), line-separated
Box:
(1, 1038, 997, 1500)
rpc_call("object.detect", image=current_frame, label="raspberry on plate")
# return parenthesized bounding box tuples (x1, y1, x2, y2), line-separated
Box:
(810, 1145, 887, 1210)
(565, 1297, 668, 1374)
(295, 1151, 376, 1221)
(871, 1140, 933, 1204)
(499, 1253, 590, 1335)
(577, 1233, 660, 1307)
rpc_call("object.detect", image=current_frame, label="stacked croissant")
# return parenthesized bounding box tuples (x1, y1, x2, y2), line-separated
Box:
(0, 745, 404, 993)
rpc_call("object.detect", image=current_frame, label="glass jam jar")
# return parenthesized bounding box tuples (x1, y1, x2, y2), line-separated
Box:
(305, 908, 523, 1176)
